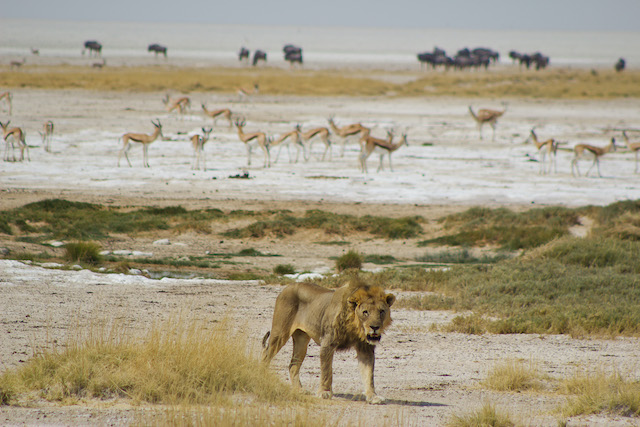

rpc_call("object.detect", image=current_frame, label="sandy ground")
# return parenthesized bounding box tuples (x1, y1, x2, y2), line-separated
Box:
(1, 87, 640, 425)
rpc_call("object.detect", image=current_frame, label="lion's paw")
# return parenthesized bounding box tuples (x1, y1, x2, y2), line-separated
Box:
(317, 390, 333, 400)
(366, 394, 386, 405)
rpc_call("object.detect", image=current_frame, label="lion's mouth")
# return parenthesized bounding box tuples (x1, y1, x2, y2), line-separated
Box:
(366, 334, 381, 344)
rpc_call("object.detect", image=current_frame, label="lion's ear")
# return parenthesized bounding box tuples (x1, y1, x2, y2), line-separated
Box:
(385, 293, 396, 307)
(347, 295, 360, 309)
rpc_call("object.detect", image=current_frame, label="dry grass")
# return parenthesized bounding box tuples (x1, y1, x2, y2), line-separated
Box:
(481, 360, 544, 392)
(560, 369, 640, 417)
(1, 65, 639, 98)
(447, 402, 515, 427)
(0, 316, 302, 406)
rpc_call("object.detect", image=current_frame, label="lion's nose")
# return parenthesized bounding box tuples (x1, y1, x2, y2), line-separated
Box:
(370, 326, 379, 333)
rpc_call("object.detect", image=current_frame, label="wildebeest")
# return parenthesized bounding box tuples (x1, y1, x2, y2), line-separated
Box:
(283, 45, 303, 67)
(148, 44, 167, 58)
(510, 51, 549, 70)
(238, 47, 250, 63)
(82, 40, 102, 57)
(252, 49, 267, 66)
(615, 58, 626, 72)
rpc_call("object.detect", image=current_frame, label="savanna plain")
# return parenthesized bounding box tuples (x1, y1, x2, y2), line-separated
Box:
(1, 61, 640, 426)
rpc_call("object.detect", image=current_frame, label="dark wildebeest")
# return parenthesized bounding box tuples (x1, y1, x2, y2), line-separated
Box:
(615, 58, 626, 72)
(283, 45, 303, 67)
(238, 47, 250, 63)
(82, 40, 102, 57)
(148, 44, 167, 58)
(252, 49, 267, 66)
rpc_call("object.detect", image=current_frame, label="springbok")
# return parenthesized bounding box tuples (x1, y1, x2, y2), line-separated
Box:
(1, 120, 28, 162)
(571, 138, 616, 177)
(191, 127, 213, 170)
(117, 119, 164, 168)
(468, 104, 507, 141)
(235, 118, 270, 168)
(359, 129, 408, 173)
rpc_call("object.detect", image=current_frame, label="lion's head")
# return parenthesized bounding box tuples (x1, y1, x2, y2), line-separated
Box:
(344, 282, 395, 346)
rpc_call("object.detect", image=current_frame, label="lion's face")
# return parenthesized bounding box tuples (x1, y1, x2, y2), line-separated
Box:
(348, 287, 395, 345)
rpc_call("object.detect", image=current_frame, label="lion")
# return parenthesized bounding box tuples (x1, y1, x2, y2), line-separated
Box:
(261, 279, 395, 404)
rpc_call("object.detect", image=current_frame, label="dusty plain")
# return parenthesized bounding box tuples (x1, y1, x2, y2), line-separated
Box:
(1, 61, 640, 425)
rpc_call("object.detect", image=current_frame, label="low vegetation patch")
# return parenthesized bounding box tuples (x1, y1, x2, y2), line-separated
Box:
(482, 360, 544, 392)
(273, 264, 296, 275)
(560, 370, 640, 418)
(1, 66, 639, 99)
(0, 317, 301, 406)
(335, 250, 363, 272)
(64, 241, 102, 265)
(447, 402, 515, 427)
(417, 248, 511, 264)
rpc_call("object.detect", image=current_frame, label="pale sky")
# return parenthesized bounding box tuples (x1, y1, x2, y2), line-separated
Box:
(3, 0, 640, 31)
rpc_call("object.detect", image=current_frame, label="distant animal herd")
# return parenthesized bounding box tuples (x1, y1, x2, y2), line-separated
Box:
(1, 88, 638, 178)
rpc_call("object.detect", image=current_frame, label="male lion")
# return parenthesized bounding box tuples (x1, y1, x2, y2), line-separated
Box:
(262, 279, 395, 404)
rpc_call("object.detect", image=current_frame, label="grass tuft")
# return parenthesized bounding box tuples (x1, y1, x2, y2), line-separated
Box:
(482, 360, 543, 392)
(560, 370, 640, 417)
(273, 264, 296, 275)
(335, 250, 363, 272)
(447, 402, 515, 427)
(64, 241, 102, 265)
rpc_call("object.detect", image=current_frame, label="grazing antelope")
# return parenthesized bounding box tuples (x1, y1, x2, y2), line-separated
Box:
(31, 48, 40, 56)
(39, 120, 54, 152)
(622, 131, 640, 173)
(162, 94, 191, 116)
(468, 104, 507, 141)
(92, 59, 106, 68)
(10, 58, 26, 69)
(271, 127, 303, 163)
(296, 124, 332, 161)
(327, 116, 367, 157)
(191, 127, 213, 170)
(359, 129, 407, 173)
(0, 91, 12, 115)
(527, 128, 558, 174)
(237, 83, 259, 100)
(235, 118, 270, 168)
(571, 137, 616, 177)
(117, 119, 164, 168)
(1, 120, 28, 162)
(201, 103, 233, 128)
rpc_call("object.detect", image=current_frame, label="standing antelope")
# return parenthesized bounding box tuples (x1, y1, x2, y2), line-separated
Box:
(571, 138, 616, 177)
(191, 127, 213, 170)
(0, 91, 12, 115)
(162, 94, 191, 116)
(237, 83, 259, 100)
(527, 128, 558, 174)
(201, 103, 233, 128)
(327, 117, 367, 157)
(117, 119, 163, 168)
(468, 104, 507, 141)
(296, 124, 332, 161)
(39, 120, 54, 152)
(359, 129, 407, 173)
(271, 127, 303, 163)
(10, 58, 26, 69)
(1, 120, 28, 162)
(622, 131, 640, 173)
(235, 118, 270, 168)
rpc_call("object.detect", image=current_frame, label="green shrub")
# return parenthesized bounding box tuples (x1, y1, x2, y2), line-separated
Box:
(64, 242, 102, 265)
(273, 264, 296, 275)
(336, 250, 363, 272)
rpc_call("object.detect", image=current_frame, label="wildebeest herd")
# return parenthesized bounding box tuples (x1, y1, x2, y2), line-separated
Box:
(417, 47, 500, 70)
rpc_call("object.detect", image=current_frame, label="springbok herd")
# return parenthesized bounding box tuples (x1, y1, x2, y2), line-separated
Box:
(1, 89, 639, 177)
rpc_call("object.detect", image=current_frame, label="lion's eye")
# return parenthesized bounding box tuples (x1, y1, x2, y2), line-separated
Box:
(380, 310, 386, 317)
(362, 310, 369, 317)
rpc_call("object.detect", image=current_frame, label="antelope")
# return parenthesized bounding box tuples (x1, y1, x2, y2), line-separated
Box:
(10, 58, 26, 69)
(1, 120, 29, 162)
(468, 104, 507, 141)
(92, 59, 106, 68)
(271, 127, 304, 163)
(201, 103, 233, 128)
(235, 118, 270, 168)
(39, 120, 54, 152)
(622, 131, 640, 173)
(0, 91, 12, 115)
(327, 116, 367, 157)
(31, 48, 40, 56)
(296, 124, 332, 161)
(359, 128, 407, 173)
(527, 128, 558, 174)
(191, 127, 213, 170)
(237, 83, 259, 100)
(571, 137, 616, 177)
(162, 94, 191, 116)
(117, 119, 163, 168)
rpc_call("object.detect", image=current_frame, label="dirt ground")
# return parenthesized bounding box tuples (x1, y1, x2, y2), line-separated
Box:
(1, 87, 640, 426)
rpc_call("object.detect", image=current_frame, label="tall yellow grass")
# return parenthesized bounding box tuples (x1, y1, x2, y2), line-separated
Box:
(1, 65, 639, 98)
(481, 359, 544, 392)
(0, 316, 301, 406)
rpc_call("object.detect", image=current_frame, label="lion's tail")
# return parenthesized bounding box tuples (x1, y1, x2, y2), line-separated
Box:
(262, 331, 270, 349)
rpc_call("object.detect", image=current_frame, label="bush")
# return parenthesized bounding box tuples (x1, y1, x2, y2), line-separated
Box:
(336, 250, 363, 272)
(273, 264, 296, 275)
(64, 241, 102, 265)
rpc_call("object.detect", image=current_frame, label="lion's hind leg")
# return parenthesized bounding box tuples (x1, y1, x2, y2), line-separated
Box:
(289, 330, 310, 388)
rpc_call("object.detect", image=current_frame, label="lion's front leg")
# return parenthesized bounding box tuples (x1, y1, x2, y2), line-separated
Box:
(357, 344, 384, 404)
(318, 343, 336, 399)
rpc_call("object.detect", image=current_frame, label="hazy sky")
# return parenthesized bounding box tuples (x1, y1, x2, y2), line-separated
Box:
(3, 0, 640, 31)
